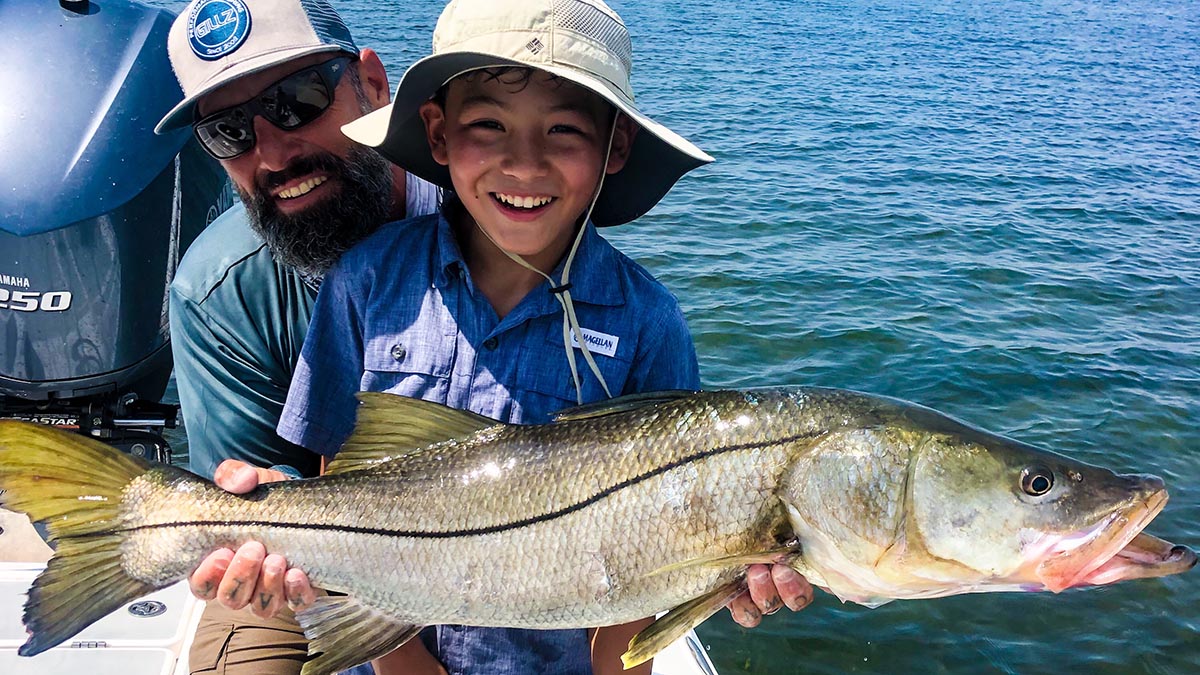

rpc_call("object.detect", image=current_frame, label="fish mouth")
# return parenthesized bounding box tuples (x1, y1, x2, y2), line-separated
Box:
(1034, 486, 1194, 591)
(1081, 532, 1198, 585)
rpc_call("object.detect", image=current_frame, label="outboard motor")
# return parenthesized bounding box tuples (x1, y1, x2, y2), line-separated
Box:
(0, 0, 232, 462)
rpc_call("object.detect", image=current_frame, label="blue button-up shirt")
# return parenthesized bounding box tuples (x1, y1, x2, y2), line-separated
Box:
(277, 212, 698, 675)
(279, 212, 698, 456)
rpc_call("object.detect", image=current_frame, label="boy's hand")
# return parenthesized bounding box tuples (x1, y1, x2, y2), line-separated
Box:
(726, 564, 813, 628)
(187, 460, 317, 617)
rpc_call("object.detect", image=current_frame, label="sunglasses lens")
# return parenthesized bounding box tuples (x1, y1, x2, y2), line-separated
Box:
(194, 108, 254, 159)
(262, 70, 333, 130)
(191, 59, 346, 160)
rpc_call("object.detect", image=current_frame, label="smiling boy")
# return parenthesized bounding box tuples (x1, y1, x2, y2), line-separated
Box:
(276, 0, 711, 672)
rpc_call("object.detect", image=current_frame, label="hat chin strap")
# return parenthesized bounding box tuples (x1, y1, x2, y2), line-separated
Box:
(475, 116, 618, 404)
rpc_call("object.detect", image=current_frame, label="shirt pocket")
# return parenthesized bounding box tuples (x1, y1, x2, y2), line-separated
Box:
(515, 331, 634, 420)
(361, 329, 453, 398)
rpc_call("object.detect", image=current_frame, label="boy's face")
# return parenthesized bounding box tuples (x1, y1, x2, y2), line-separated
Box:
(420, 69, 635, 268)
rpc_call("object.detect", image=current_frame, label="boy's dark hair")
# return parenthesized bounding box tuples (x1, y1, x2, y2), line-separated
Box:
(431, 67, 565, 107)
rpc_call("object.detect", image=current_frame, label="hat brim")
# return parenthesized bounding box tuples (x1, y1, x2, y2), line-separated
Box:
(342, 52, 713, 227)
(154, 44, 354, 134)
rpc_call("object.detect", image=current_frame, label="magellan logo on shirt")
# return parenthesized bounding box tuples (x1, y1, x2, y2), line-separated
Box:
(569, 328, 619, 358)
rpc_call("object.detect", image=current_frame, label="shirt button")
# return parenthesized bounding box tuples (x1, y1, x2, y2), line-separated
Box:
(483, 337, 499, 351)
(390, 343, 407, 361)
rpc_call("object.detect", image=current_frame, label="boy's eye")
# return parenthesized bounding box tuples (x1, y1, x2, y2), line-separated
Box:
(467, 119, 504, 131)
(549, 124, 585, 135)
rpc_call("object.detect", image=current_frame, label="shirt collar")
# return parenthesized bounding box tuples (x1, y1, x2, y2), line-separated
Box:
(433, 212, 625, 309)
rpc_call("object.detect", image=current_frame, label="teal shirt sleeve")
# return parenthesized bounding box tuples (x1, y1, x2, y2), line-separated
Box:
(169, 210, 322, 480)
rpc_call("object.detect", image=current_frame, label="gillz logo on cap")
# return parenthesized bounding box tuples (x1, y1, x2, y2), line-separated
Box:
(187, 0, 252, 61)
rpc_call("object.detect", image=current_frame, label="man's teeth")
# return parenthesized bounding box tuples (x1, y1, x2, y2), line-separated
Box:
(277, 176, 328, 199)
(495, 193, 553, 209)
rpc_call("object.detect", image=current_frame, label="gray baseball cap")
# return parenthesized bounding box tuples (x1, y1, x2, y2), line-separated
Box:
(155, 0, 358, 134)
(341, 0, 714, 227)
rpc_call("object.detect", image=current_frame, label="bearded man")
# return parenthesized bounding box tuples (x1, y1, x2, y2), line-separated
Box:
(153, 1, 440, 672)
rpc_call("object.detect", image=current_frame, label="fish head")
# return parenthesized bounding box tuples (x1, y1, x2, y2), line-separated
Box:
(906, 419, 1195, 594)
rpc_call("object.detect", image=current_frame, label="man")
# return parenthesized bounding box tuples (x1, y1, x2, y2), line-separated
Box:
(153, 0, 440, 672)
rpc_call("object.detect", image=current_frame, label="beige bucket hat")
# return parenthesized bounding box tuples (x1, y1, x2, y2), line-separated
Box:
(341, 0, 713, 227)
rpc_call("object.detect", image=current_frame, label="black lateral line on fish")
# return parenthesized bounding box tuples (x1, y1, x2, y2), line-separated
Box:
(115, 432, 817, 539)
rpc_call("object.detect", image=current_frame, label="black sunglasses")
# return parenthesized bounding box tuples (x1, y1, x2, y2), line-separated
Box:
(193, 57, 354, 160)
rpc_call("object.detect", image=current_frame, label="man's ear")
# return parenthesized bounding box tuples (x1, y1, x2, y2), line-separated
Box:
(605, 113, 639, 175)
(419, 100, 450, 166)
(356, 49, 391, 108)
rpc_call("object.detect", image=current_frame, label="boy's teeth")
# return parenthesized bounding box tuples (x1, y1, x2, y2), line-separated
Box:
(495, 193, 552, 209)
(277, 176, 328, 199)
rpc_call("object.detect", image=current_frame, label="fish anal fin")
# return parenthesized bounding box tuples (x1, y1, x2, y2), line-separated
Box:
(622, 578, 746, 669)
(326, 393, 497, 475)
(551, 390, 696, 422)
(297, 594, 422, 675)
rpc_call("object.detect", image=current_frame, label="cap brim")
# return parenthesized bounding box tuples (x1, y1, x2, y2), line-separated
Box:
(154, 44, 353, 134)
(342, 52, 712, 226)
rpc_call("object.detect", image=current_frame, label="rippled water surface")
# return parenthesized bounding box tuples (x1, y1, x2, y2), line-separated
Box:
(154, 0, 1199, 672)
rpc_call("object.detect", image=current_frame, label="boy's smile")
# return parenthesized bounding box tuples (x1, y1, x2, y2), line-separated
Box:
(421, 69, 635, 273)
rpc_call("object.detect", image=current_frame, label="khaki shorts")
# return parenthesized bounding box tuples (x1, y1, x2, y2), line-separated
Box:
(189, 602, 308, 675)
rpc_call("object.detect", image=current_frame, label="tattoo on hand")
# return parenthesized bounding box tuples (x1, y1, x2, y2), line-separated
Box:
(743, 606, 761, 624)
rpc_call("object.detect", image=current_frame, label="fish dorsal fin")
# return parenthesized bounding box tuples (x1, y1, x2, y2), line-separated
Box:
(325, 393, 497, 475)
(551, 390, 696, 423)
(296, 594, 422, 675)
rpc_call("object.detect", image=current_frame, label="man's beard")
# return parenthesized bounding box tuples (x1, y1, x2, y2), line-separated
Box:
(238, 145, 394, 281)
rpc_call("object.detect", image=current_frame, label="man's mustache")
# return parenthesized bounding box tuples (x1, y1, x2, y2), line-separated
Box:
(257, 154, 345, 194)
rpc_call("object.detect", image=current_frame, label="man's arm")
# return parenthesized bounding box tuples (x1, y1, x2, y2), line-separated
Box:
(170, 283, 321, 479)
(590, 619, 653, 675)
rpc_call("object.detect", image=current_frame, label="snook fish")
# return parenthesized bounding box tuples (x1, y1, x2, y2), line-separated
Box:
(0, 387, 1193, 672)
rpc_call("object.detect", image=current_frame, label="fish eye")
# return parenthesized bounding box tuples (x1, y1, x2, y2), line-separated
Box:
(1020, 465, 1055, 496)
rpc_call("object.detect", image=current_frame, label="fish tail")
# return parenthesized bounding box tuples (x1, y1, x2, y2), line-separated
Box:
(0, 420, 161, 656)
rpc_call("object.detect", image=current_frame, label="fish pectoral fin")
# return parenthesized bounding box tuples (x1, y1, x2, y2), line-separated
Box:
(327, 393, 497, 474)
(296, 594, 422, 675)
(622, 578, 747, 669)
(646, 543, 801, 578)
(551, 390, 696, 422)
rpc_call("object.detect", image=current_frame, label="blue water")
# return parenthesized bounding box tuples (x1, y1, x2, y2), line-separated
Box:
(153, 0, 1200, 672)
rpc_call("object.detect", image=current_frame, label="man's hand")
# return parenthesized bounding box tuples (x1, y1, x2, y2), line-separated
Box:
(187, 460, 317, 617)
(726, 564, 813, 628)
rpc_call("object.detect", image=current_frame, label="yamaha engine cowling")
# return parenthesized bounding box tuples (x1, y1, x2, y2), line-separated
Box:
(0, 0, 232, 461)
